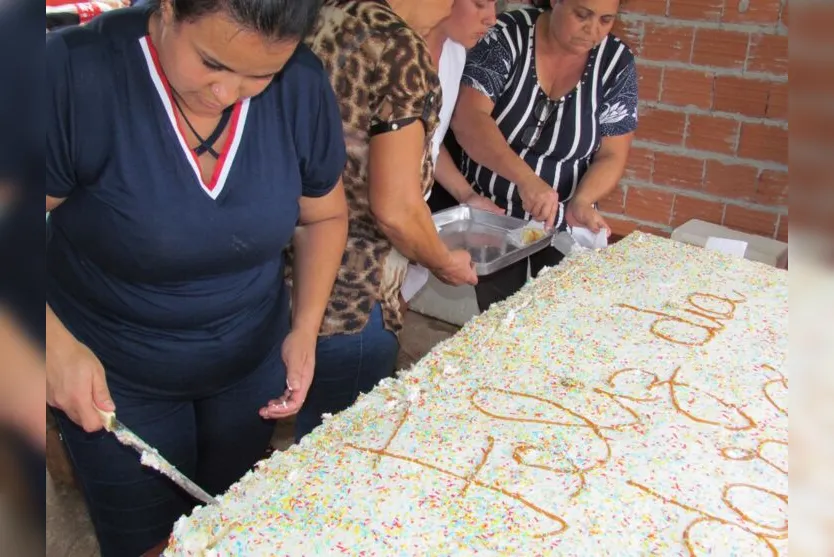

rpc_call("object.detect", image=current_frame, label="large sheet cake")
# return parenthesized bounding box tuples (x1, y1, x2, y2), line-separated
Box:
(165, 232, 788, 556)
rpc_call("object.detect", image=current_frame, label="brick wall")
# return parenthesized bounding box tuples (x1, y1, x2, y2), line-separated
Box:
(601, 0, 789, 241)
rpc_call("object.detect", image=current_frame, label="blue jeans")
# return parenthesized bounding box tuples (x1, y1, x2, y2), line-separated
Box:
(52, 341, 285, 557)
(295, 304, 399, 441)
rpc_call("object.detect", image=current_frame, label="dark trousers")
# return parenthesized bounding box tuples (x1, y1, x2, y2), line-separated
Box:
(52, 342, 285, 557)
(295, 304, 399, 441)
(474, 246, 565, 312)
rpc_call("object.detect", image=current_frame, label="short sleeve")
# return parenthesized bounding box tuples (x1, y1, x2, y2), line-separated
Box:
(46, 32, 77, 198)
(298, 70, 347, 198)
(598, 57, 638, 137)
(371, 31, 439, 130)
(460, 24, 516, 103)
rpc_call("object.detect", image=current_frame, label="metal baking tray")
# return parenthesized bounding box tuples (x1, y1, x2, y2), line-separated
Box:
(432, 206, 553, 276)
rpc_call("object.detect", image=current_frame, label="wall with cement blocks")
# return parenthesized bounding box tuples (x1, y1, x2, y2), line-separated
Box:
(606, 0, 789, 241)
(498, 0, 789, 242)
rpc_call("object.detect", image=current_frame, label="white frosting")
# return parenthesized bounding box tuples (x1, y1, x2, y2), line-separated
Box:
(140, 450, 164, 472)
(164, 233, 788, 556)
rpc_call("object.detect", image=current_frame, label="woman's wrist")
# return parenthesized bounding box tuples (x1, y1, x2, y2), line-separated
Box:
(440, 177, 476, 204)
(289, 315, 321, 342)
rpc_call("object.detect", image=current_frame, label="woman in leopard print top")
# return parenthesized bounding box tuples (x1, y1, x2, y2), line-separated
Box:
(281, 0, 480, 441)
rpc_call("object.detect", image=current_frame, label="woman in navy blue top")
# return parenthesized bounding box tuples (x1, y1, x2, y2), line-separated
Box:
(452, 0, 637, 310)
(45, 1, 348, 554)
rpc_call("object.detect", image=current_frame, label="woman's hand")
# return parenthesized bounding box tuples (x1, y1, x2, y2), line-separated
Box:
(517, 178, 559, 230)
(433, 249, 478, 286)
(259, 330, 317, 420)
(461, 191, 504, 215)
(46, 334, 114, 433)
(566, 200, 611, 236)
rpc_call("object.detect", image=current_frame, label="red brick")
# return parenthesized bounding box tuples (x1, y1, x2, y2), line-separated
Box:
(776, 213, 788, 241)
(613, 20, 643, 55)
(703, 161, 758, 200)
(723, 0, 781, 24)
(692, 29, 749, 69)
(766, 81, 789, 120)
(599, 185, 626, 214)
(643, 23, 695, 63)
(661, 68, 713, 109)
(755, 169, 789, 206)
(686, 114, 739, 155)
(638, 65, 663, 103)
(605, 215, 640, 237)
(624, 186, 675, 223)
(672, 195, 724, 226)
(747, 34, 788, 75)
(713, 76, 770, 117)
(637, 107, 687, 146)
(780, 0, 789, 27)
(723, 205, 779, 237)
(737, 123, 788, 165)
(624, 147, 655, 182)
(669, 0, 723, 21)
(652, 153, 705, 190)
(623, 0, 668, 16)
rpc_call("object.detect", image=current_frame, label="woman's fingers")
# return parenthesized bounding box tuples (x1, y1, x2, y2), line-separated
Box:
(259, 386, 305, 419)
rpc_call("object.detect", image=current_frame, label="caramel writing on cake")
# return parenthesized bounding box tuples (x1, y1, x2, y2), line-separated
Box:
(628, 480, 786, 556)
(345, 438, 569, 539)
(346, 359, 783, 551)
(346, 403, 569, 539)
(760, 364, 788, 417)
(616, 291, 747, 346)
(598, 365, 759, 432)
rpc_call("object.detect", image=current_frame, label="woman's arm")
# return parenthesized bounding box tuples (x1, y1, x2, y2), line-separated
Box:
(434, 144, 503, 214)
(369, 121, 477, 286)
(260, 182, 348, 419)
(568, 54, 639, 233)
(290, 180, 349, 338)
(572, 133, 633, 205)
(0, 308, 45, 450)
(46, 197, 116, 432)
(565, 134, 633, 234)
(451, 86, 561, 228)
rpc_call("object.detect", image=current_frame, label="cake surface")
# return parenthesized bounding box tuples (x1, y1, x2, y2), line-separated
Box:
(165, 232, 788, 556)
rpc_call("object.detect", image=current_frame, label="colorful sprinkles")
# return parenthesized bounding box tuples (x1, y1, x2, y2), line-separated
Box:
(164, 233, 788, 556)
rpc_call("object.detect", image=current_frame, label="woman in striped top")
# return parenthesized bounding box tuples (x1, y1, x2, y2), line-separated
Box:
(452, 0, 637, 310)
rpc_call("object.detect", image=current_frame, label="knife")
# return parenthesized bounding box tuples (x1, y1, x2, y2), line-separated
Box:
(98, 409, 220, 506)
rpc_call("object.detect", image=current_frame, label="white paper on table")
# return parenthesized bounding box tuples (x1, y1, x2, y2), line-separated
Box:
(401, 263, 430, 303)
(551, 231, 580, 255)
(704, 236, 748, 258)
(570, 226, 609, 249)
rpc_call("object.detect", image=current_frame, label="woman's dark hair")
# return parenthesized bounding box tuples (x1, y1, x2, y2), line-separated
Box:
(164, 0, 324, 41)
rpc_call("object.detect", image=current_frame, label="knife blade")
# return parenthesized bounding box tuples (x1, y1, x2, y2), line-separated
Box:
(98, 410, 220, 506)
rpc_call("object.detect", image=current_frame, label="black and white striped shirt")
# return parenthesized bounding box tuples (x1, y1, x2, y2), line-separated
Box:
(460, 8, 638, 226)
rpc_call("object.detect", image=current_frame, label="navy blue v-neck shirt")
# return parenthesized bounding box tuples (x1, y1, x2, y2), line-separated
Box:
(46, 7, 346, 397)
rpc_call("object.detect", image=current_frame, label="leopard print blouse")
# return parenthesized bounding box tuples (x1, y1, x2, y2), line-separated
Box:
(297, 0, 442, 337)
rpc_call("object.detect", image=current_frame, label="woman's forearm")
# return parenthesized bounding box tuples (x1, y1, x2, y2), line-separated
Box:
(434, 145, 476, 203)
(451, 111, 540, 191)
(571, 152, 628, 206)
(290, 215, 348, 337)
(0, 308, 45, 450)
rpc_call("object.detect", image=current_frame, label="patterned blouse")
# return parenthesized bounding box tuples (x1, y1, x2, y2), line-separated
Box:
(300, 0, 442, 337)
(460, 8, 638, 226)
